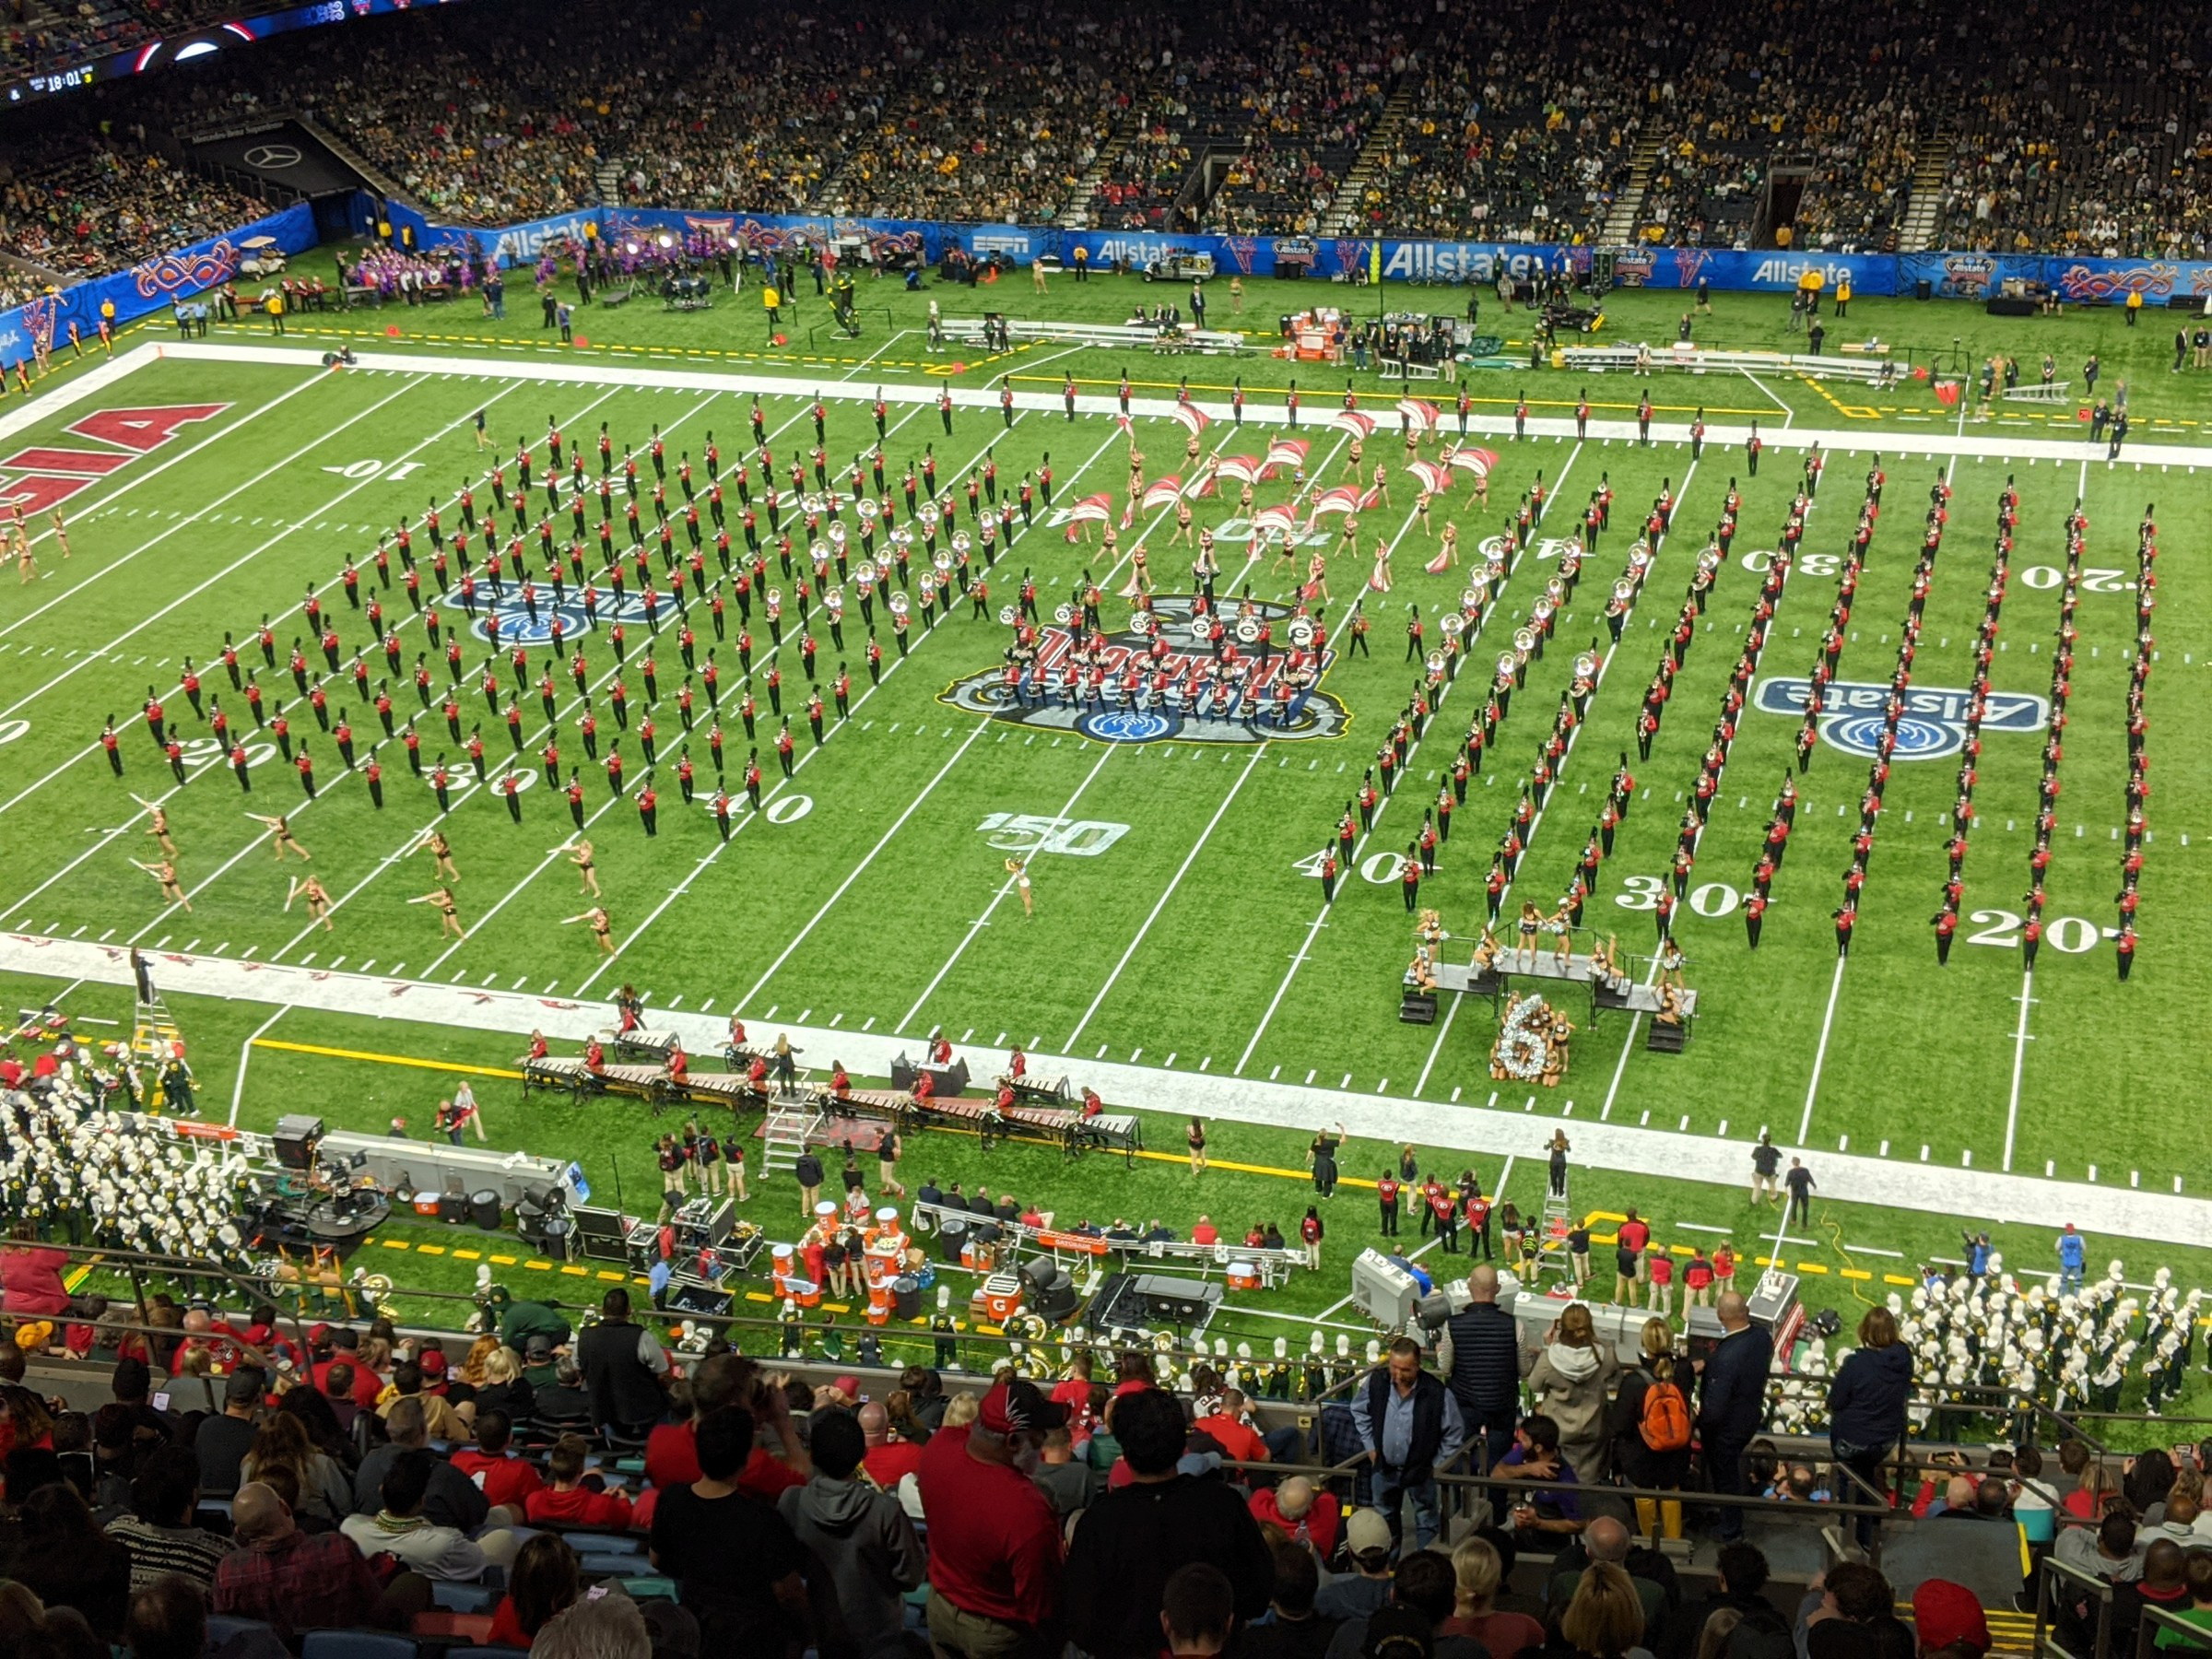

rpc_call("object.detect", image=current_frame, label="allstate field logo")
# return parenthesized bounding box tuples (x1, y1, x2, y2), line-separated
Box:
(1753, 678, 2048, 761)
(1936, 254, 1997, 298)
(940, 593, 1349, 747)
(470, 587, 653, 649)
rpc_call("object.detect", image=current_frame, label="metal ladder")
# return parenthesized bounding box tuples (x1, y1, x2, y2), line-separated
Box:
(760, 1102, 824, 1173)
(131, 993, 188, 1113)
(1531, 1182, 1574, 1279)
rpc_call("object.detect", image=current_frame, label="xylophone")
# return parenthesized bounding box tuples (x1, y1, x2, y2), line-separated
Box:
(602, 1026, 683, 1063)
(669, 1069, 773, 1115)
(809, 1086, 915, 1128)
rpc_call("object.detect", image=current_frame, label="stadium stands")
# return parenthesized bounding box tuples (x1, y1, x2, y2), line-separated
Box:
(0, 124, 269, 286)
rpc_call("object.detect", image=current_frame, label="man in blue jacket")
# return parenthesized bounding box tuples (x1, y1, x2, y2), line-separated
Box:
(1696, 1292, 1773, 1540)
(2056, 1223, 2087, 1292)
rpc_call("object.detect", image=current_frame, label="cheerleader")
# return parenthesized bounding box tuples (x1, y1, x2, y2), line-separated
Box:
(246, 812, 311, 862)
(135, 859, 191, 912)
(287, 874, 335, 932)
(408, 886, 465, 939)
(563, 905, 616, 954)
(1371, 461, 1392, 510)
(1517, 900, 1544, 956)
(135, 798, 179, 858)
(1119, 544, 1151, 598)
(1546, 900, 1573, 968)
(1170, 500, 1194, 546)
(1367, 534, 1393, 594)
(558, 836, 602, 897)
(1125, 443, 1145, 499)
(1344, 435, 1365, 481)
(1414, 490, 1434, 539)
(1005, 856, 1033, 916)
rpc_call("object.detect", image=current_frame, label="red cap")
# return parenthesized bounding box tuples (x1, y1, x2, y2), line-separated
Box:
(980, 1379, 1068, 1435)
(418, 1349, 446, 1376)
(1912, 1581, 1990, 1655)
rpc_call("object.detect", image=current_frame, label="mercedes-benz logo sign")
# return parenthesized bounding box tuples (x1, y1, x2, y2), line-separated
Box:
(242, 144, 301, 170)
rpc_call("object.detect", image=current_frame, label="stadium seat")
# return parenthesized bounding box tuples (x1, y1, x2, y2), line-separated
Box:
(442, 1647, 529, 1659)
(549, 1532, 641, 1556)
(300, 1633, 419, 1659)
(430, 1583, 501, 1615)
(580, 1555, 645, 1580)
(411, 1612, 494, 1647)
(206, 1614, 284, 1657)
(614, 1576, 677, 1603)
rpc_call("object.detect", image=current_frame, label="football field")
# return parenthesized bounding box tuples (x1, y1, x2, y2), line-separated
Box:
(1, 300, 2206, 1277)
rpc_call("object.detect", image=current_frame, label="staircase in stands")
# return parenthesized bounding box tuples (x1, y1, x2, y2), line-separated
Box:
(1319, 79, 1419, 236)
(594, 159, 627, 208)
(1896, 137, 1952, 251)
(1600, 136, 1663, 244)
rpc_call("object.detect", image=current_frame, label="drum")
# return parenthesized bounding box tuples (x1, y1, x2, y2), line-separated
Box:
(981, 1272, 1023, 1323)
(1227, 1260, 1262, 1291)
(892, 1274, 922, 1319)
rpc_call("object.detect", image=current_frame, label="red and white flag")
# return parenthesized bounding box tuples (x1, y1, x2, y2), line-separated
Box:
(1170, 405, 1210, 436)
(1406, 460, 1453, 494)
(1395, 398, 1441, 429)
(1329, 410, 1377, 438)
(1309, 485, 1366, 519)
(1448, 446, 1500, 479)
(1215, 455, 1263, 485)
(1143, 477, 1184, 511)
(1262, 437, 1310, 477)
(1253, 503, 1301, 538)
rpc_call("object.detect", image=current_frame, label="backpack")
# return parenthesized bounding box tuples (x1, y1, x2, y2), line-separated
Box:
(1639, 1376, 1691, 1453)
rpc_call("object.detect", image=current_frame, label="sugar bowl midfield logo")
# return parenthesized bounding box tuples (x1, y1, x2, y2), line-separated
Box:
(939, 594, 1350, 746)
(471, 584, 652, 648)
(1753, 677, 2047, 761)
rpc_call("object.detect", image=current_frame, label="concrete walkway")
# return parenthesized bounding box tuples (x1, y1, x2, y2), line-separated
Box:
(7, 931, 2204, 1252)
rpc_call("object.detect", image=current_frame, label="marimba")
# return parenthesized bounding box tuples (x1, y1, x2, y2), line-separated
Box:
(601, 1026, 681, 1063)
(519, 1054, 605, 1099)
(999, 1071, 1071, 1107)
(671, 1070, 771, 1114)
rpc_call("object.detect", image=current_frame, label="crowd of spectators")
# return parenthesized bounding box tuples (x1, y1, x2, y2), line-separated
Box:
(4, 0, 2210, 265)
(0, 1275, 2197, 1659)
(0, 124, 267, 287)
(1934, 14, 2212, 258)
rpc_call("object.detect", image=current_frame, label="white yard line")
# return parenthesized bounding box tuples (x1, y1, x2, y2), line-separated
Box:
(726, 720, 994, 1009)
(119, 386, 710, 938)
(226, 1005, 289, 1127)
(1236, 440, 1586, 1077)
(2001, 455, 2090, 1171)
(1411, 453, 1680, 1100)
(0, 379, 632, 921)
(1, 366, 341, 626)
(1741, 369, 1794, 433)
(899, 738, 1117, 1034)
(1795, 446, 1962, 1147)
(0, 372, 441, 720)
(539, 413, 1145, 995)
(1065, 740, 1269, 1052)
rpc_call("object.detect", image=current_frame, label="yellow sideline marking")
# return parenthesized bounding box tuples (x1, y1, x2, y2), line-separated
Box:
(253, 1037, 524, 1079)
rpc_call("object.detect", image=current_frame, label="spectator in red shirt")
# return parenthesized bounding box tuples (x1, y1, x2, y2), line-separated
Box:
(1193, 1391, 1270, 1465)
(212, 1482, 383, 1641)
(524, 1432, 636, 1529)
(1192, 1216, 1219, 1247)
(1, 1238, 75, 1318)
(859, 1400, 924, 1489)
(1249, 1474, 1341, 1560)
(450, 1410, 543, 1514)
(916, 1379, 1066, 1658)
(643, 1352, 810, 1501)
(487, 1533, 583, 1650)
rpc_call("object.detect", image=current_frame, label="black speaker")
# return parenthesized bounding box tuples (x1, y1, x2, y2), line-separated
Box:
(273, 1115, 324, 1171)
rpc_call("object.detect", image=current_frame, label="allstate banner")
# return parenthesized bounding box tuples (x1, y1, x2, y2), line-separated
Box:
(0, 201, 315, 369)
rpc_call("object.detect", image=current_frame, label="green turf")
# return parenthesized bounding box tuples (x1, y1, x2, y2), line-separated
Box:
(2, 274, 2207, 1446)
